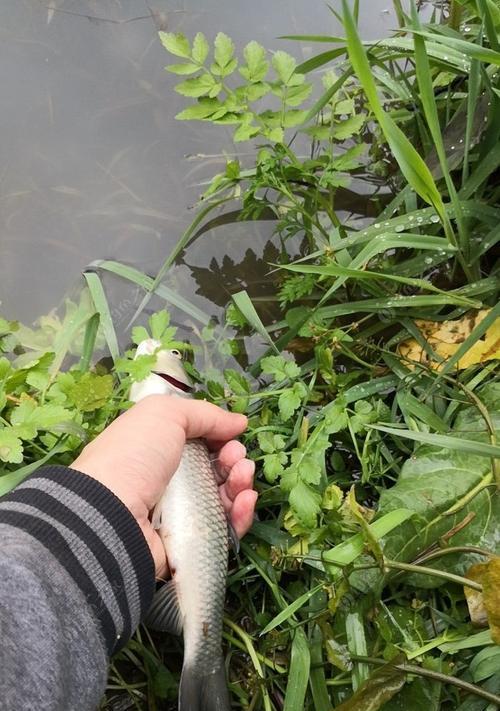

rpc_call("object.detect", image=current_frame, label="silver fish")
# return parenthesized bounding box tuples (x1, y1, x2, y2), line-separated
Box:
(129, 339, 230, 711)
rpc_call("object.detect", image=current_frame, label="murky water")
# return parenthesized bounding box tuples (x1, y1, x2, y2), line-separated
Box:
(0, 0, 403, 328)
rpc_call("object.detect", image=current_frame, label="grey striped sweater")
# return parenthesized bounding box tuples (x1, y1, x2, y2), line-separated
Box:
(0, 465, 155, 710)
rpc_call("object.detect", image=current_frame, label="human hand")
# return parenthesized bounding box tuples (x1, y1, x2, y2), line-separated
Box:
(71, 395, 257, 578)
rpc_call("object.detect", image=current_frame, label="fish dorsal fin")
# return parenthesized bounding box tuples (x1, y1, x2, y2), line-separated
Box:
(145, 579, 183, 635)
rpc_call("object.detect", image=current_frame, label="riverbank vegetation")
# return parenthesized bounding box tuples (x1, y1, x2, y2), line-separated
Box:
(0, 1, 499, 709)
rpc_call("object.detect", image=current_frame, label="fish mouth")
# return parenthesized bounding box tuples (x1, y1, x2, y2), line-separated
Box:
(153, 371, 193, 394)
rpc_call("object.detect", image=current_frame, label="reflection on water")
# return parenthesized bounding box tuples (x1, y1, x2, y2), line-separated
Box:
(0, 0, 402, 325)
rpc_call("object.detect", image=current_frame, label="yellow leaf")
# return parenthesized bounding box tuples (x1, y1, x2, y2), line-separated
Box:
(398, 309, 500, 370)
(465, 558, 500, 642)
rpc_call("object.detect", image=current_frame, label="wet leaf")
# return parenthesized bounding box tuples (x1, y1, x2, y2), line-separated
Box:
(67, 373, 114, 413)
(336, 657, 406, 710)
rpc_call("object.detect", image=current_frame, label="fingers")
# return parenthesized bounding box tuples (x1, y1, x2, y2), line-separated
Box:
(223, 458, 255, 500)
(230, 489, 258, 539)
(141, 395, 248, 443)
(216, 440, 247, 480)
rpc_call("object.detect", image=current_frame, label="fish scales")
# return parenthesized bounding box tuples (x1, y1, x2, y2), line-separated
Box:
(160, 438, 228, 672)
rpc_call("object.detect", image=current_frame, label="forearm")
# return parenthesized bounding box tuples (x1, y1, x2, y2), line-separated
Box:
(0, 466, 155, 710)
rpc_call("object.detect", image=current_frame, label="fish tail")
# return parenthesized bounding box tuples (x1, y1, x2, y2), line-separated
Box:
(179, 658, 230, 711)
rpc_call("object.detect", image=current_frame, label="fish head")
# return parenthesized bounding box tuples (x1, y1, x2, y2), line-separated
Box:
(130, 338, 193, 401)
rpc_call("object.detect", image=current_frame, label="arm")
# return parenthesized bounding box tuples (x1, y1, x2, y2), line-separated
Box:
(0, 465, 154, 711)
(0, 396, 256, 710)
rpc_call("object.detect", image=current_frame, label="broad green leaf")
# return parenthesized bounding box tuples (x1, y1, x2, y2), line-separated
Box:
(175, 74, 219, 98)
(272, 50, 298, 84)
(191, 32, 209, 64)
(0, 428, 23, 463)
(278, 382, 305, 421)
(175, 98, 223, 120)
(158, 31, 191, 59)
(240, 40, 269, 82)
(214, 32, 235, 69)
(67, 373, 114, 413)
(470, 646, 500, 683)
(333, 113, 366, 140)
(263, 452, 288, 483)
(336, 658, 406, 710)
(289, 480, 322, 528)
(261, 355, 300, 382)
(165, 63, 200, 75)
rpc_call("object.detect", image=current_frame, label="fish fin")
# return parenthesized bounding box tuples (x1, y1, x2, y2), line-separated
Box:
(179, 658, 230, 711)
(150, 502, 162, 530)
(227, 519, 240, 554)
(145, 580, 183, 635)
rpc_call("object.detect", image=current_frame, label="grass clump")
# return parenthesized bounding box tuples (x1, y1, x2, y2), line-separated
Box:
(1, 1, 500, 709)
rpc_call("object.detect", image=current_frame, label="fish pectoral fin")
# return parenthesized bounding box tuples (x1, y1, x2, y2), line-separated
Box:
(145, 579, 183, 635)
(227, 519, 240, 555)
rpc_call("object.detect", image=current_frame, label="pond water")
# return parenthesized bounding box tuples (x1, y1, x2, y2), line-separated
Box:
(0, 0, 404, 332)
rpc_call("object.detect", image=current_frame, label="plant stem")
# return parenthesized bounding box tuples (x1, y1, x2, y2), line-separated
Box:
(350, 655, 500, 706)
(384, 559, 483, 591)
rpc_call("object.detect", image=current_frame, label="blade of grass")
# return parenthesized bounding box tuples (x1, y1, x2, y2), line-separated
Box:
(410, 2, 471, 275)
(283, 628, 310, 711)
(232, 291, 278, 353)
(90, 260, 212, 325)
(260, 584, 323, 636)
(79, 312, 100, 372)
(369, 425, 500, 459)
(346, 612, 369, 691)
(83, 270, 120, 366)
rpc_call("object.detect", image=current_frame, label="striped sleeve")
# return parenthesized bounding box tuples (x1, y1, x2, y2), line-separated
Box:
(0, 465, 155, 656)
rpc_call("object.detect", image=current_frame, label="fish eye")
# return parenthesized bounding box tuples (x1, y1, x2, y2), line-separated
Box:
(170, 349, 182, 359)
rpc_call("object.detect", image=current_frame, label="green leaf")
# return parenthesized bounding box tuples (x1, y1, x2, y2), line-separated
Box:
(191, 32, 209, 64)
(272, 50, 298, 84)
(67, 373, 114, 413)
(116, 354, 156, 383)
(175, 74, 219, 98)
(158, 31, 191, 59)
(283, 627, 310, 711)
(258, 431, 286, 453)
(165, 63, 200, 75)
(263, 452, 288, 483)
(149, 311, 170, 341)
(278, 382, 305, 421)
(261, 355, 300, 382)
(175, 98, 223, 120)
(240, 41, 269, 82)
(131, 326, 149, 345)
(233, 122, 260, 141)
(333, 113, 366, 140)
(214, 32, 235, 69)
(224, 368, 250, 395)
(335, 657, 406, 710)
(289, 480, 322, 527)
(0, 428, 23, 463)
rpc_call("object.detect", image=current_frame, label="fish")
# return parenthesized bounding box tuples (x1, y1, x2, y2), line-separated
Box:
(129, 338, 231, 711)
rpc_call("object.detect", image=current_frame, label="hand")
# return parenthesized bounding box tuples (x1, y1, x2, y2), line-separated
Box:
(71, 395, 257, 578)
